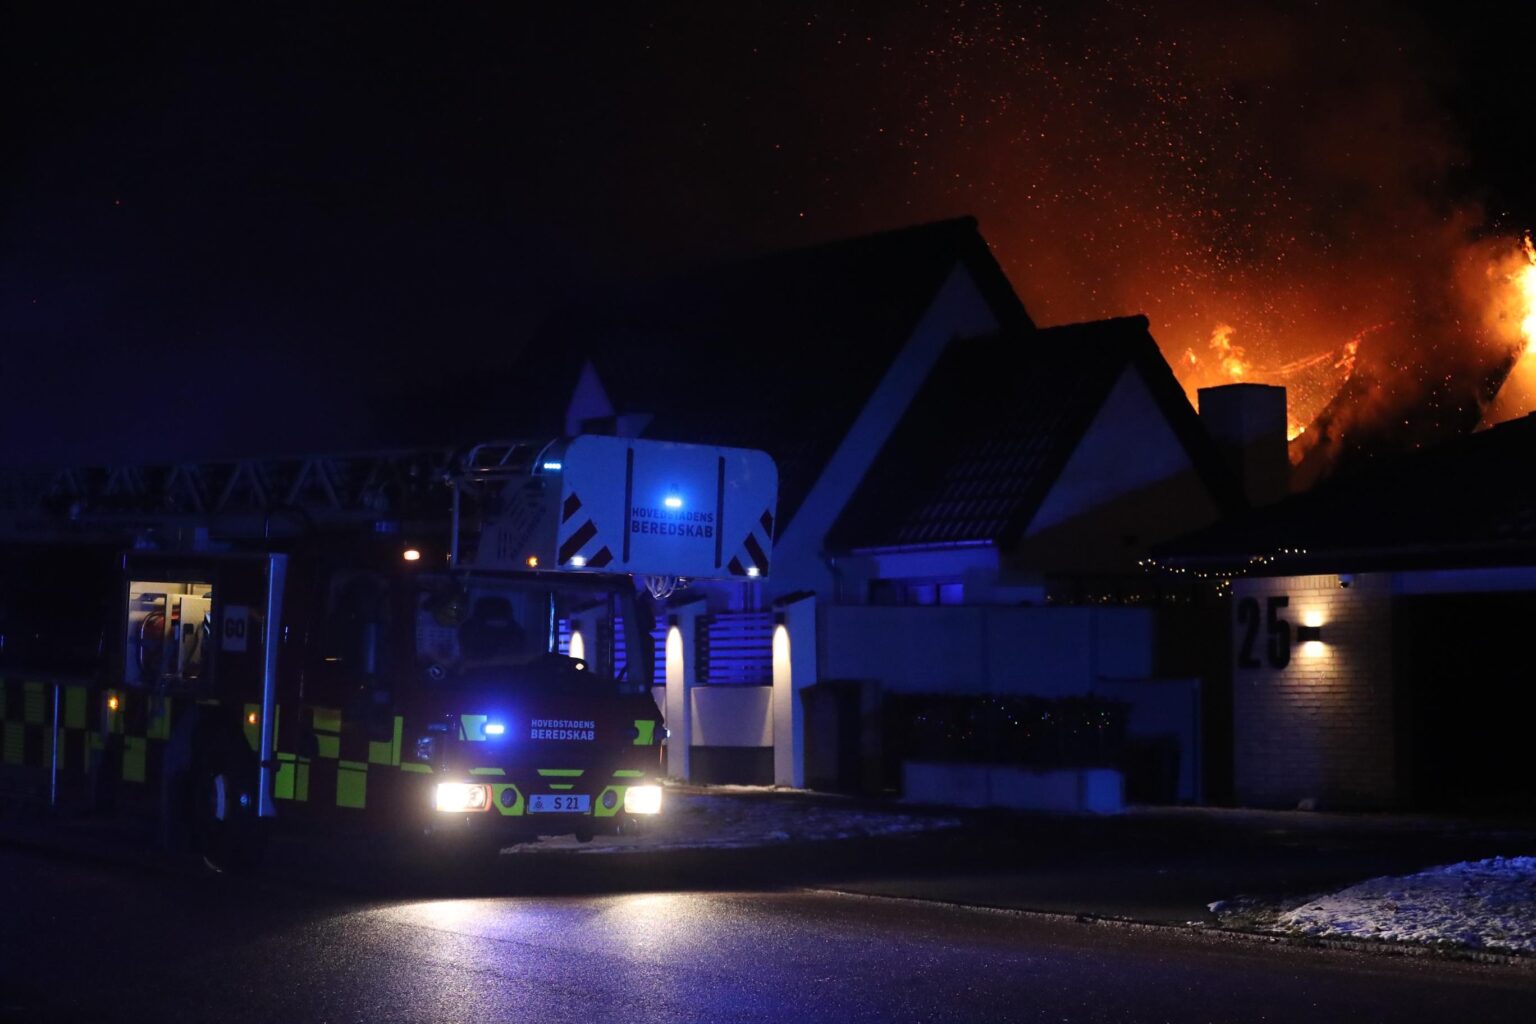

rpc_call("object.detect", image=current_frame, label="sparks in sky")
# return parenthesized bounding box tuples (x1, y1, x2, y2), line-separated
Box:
(776, 2, 1523, 444)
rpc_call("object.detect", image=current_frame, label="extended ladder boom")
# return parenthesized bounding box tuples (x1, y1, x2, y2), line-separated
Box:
(0, 436, 779, 583)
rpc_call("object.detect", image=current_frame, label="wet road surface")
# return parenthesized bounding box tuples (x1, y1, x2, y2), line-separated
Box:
(2, 846, 1534, 1023)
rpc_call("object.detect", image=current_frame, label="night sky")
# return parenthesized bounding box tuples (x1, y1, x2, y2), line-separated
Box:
(4, 1, 1533, 465)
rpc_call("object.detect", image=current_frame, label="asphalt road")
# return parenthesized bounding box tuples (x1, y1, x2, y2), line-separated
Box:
(2, 847, 1534, 1023)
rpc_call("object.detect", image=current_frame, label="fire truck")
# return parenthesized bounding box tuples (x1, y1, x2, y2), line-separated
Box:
(0, 435, 777, 868)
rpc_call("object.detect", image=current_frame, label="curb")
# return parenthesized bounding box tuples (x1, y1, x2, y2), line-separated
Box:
(805, 885, 1536, 969)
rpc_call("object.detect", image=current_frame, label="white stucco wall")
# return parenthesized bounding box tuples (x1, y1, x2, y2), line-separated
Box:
(691, 685, 773, 747)
(820, 605, 1154, 695)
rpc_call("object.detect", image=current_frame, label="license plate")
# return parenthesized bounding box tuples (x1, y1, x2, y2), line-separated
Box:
(528, 794, 590, 814)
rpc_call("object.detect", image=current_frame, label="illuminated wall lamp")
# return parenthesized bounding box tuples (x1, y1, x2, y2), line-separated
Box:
(1296, 625, 1324, 643)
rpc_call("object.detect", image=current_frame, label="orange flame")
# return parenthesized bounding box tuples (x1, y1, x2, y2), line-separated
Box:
(1335, 336, 1360, 377)
(1520, 233, 1536, 356)
(1476, 232, 1536, 429)
(1178, 319, 1373, 444)
(1208, 321, 1246, 379)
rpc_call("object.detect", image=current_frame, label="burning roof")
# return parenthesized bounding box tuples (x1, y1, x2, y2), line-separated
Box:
(1157, 409, 1536, 574)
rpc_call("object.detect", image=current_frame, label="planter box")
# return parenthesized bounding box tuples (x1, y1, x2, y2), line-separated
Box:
(902, 762, 1124, 814)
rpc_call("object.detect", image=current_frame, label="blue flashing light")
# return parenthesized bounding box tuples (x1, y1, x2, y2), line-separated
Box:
(484, 722, 506, 736)
(663, 495, 683, 509)
(542, 461, 563, 472)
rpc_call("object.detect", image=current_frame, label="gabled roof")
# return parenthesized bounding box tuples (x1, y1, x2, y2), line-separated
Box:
(1159, 411, 1536, 573)
(511, 217, 1033, 526)
(828, 316, 1243, 552)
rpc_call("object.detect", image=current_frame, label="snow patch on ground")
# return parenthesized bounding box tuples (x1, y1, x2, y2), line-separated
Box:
(518, 788, 959, 855)
(1266, 856, 1536, 953)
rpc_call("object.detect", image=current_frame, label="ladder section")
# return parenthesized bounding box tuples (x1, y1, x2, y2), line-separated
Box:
(0, 447, 469, 533)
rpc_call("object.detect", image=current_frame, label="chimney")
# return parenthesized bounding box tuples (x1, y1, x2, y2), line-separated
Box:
(1198, 383, 1289, 506)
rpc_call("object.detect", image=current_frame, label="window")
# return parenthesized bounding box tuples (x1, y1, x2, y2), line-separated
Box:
(309, 571, 392, 697)
(414, 579, 543, 680)
(868, 579, 964, 607)
(126, 579, 213, 686)
(410, 576, 619, 694)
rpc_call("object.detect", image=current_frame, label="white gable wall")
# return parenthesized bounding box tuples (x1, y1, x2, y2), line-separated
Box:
(766, 264, 1003, 600)
(1029, 366, 1200, 534)
(1018, 365, 1220, 572)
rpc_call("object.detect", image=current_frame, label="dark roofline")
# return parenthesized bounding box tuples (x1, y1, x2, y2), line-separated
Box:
(932, 217, 1037, 334)
(722, 216, 1035, 333)
(608, 216, 1038, 535)
(830, 314, 1244, 556)
(992, 316, 1244, 550)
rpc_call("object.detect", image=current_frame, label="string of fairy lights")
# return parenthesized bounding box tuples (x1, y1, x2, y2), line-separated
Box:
(1137, 547, 1314, 598)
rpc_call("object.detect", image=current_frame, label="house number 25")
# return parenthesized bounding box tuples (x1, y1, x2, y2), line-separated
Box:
(1236, 596, 1291, 670)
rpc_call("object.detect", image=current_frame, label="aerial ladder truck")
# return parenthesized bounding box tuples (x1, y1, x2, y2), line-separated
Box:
(0, 435, 777, 868)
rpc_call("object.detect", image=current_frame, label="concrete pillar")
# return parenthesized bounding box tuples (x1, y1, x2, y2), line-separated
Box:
(567, 622, 588, 663)
(772, 593, 817, 788)
(662, 600, 705, 782)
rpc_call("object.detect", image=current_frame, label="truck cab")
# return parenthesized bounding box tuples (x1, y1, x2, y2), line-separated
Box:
(283, 559, 668, 844)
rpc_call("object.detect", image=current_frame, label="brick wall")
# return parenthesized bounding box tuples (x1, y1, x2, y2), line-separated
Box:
(1231, 573, 1398, 807)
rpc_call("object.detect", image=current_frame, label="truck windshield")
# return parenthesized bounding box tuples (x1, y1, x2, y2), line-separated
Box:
(412, 576, 618, 693)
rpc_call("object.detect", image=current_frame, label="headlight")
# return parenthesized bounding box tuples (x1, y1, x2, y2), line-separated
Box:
(436, 783, 492, 813)
(623, 785, 662, 815)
